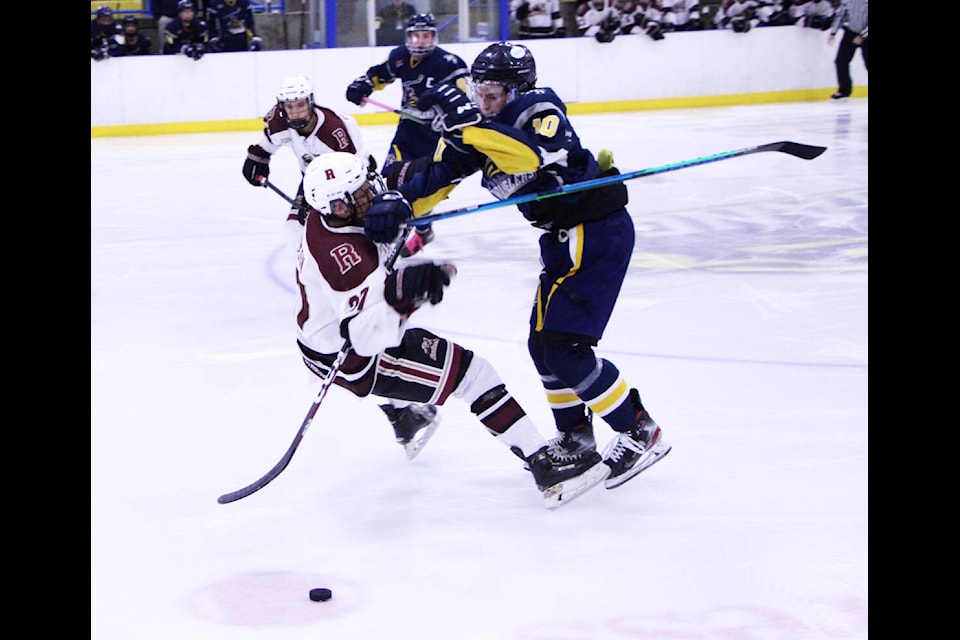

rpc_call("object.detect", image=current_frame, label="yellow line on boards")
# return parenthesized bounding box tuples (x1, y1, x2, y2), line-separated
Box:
(90, 88, 867, 138)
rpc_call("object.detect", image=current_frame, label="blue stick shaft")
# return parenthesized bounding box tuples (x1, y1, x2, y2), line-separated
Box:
(406, 140, 826, 227)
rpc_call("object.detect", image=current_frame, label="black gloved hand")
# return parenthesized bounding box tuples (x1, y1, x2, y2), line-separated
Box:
(364, 191, 412, 242)
(242, 145, 271, 186)
(516, 2, 531, 20)
(92, 47, 107, 61)
(346, 76, 374, 106)
(417, 83, 482, 133)
(248, 36, 262, 51)
(384, 263, 453, 315)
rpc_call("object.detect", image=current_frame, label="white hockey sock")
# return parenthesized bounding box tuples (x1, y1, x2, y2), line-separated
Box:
(494, 415, 546, 459)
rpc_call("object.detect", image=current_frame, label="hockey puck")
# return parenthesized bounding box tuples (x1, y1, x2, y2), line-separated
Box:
(309, 588, 332, 602)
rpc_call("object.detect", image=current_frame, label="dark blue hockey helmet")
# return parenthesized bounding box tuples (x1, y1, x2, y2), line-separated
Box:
(405, 13, 438, 58)
(177, 0, 197, 14)
(96, 5, 114, 19)
(471, 42, 537, 94)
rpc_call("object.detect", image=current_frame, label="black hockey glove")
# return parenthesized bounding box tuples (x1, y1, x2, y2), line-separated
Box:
(516, 2, 531, 20)
(248, 36, 262, 51)
(384, 263, 453, 315)
(243, 145, 271, 186)
(181, 43, 205, 60)
(91, 47, 107, 61)
(417, 83, 482, 133)
(365, 191, 412, 242)
(346, 76, 374, 106)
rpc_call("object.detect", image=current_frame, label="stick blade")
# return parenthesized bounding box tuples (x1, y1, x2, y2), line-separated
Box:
(763, 141, 828, 160)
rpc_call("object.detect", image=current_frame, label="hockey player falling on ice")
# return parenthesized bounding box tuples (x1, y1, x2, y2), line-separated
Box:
(294, 152, 608, 508)
(345, 13, 470, 259)
(361, 41, 672, 491)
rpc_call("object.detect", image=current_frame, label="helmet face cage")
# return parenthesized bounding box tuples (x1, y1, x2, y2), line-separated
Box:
(470, 42, 537, 98)
(303, 153, 378, 221)
(276, 75, 315, 129)
(405, 13, 438, 58)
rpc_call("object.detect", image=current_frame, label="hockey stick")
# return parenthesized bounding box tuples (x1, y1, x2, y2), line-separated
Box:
(362, 97, 429, 125)
(261, 178, 302, 209)
(405, 141, 827, 227)
(217, 226, 414, 504)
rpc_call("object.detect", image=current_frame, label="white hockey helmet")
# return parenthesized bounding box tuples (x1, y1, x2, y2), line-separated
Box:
(303, 152, 372, 219)
(276, 74, 314, 128)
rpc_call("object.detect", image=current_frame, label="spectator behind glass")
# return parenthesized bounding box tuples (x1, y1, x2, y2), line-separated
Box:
(116, 15, 153, 56)
(796, 0, 836, 30)
(511, 0, 565, 38)
(206, 0, 262, 52)
(660, 0, 703, 31)
(375, 0, 416, 46)
(150, 0, 182, 48)
(559, 0, 585, 36)
(714, 0, 756, 32)
(163, 0, 210, 60)
(91, 6, 122, 61)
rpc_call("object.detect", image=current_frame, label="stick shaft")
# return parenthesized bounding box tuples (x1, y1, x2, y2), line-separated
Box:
(216, 228, 412, 504)
(362, 97, 428, 124)
(407, 141, 827, 227)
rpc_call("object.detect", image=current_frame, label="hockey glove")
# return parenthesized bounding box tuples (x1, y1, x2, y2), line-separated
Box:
(384, 263, 453, 315)
(516, 2, 531, 20)
(242, 145, 271, 186)
(91, 47, 107, 61)
(346, 76, 374, 106)
(248, 36, 262, 51)
(365, 191, 412, 242)
(208, 36, 222, 52)
(417, 83, 482, 133)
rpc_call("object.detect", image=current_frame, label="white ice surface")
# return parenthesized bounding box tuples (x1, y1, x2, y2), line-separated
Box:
(91, 100, 868, 640)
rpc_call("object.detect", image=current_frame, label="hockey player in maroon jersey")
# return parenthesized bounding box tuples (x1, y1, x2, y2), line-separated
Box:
(242, 74, 377, 249)
(293, 151, 609, 507)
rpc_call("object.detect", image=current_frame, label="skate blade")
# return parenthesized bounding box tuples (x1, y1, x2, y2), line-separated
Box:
(605, 440, 671, 489)
(543, 461, 610, 510)
(403, 415, 441, 461)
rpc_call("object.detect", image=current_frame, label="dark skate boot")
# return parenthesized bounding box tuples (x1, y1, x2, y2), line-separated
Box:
(516, 442, 609, 510)
(603, 389, 671, 489)
(379, 403, 440, 461)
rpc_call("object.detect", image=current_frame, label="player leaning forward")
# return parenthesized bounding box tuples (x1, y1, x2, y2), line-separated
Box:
(243, 74, 376, 249)
(363, 42, 672, 490)
(295, 152, 608, 507)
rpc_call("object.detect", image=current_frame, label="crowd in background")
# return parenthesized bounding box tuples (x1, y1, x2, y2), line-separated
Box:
(91, 0, 261, 60)
(92, 0, 844, 58)
(527, 0, 842, 43)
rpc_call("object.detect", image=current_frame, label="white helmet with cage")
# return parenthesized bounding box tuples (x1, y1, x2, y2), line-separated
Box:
(303, 152, 382, 220)
(276, 74, 315, 128)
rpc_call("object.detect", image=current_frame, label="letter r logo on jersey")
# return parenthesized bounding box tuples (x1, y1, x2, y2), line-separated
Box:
(330, 243, 362, 274)
(332, 128, 350, 149)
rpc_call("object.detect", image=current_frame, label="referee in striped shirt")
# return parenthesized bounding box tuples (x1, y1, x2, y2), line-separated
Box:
(828, 0, 868, 99)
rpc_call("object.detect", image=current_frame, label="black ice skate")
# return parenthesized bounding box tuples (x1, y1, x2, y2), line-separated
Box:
(379, 403, 441, 461)
(520, 444, 609, 510)
(603, 389, 672, 489)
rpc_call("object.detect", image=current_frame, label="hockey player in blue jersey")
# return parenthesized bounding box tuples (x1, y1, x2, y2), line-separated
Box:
(162, 0, 210, 59)
(361, 41, 672, 493)
(206, 0, 262, 52)
(91, 6, 122, 61)
(345, 13, 469, 258)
